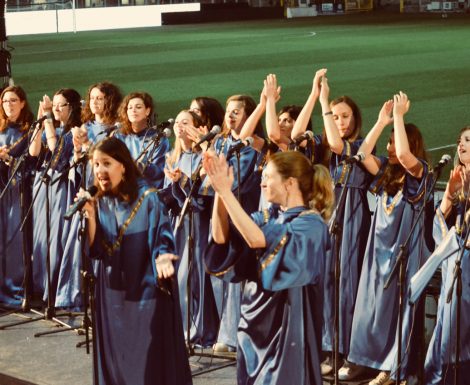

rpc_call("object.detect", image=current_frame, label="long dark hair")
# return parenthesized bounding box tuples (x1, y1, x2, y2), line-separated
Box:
(318, 95, 362, 167)
(91, 137, 142, 203)
(118, 92, 155, 135)
(0, 85, 34, 132)
(382, 123, 428, 196)
(192, 96, 224, 129)
(54, 88, 82, 132)
(81, 81, 123, 125)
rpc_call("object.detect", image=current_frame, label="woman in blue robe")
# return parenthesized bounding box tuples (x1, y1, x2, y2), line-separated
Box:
(203, 150, 334, 384)
(424, 126, 470, 385)
(161, 109, 220, 348)
(205, 94, 264, 352)
(56, 81, 122, 308)
(79, 81, 123, 146)
(0, 86, 34, 307)
(81, 137, 191, 385)
(189, 96, 225, 130)
(29, 88, 81, 304)
(113, 91, 170, 189)
(343, 92, 431, 383)
(290, 69, 374, 371)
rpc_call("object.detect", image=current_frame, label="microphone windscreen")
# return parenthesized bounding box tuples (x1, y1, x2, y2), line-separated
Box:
(442, 154, 452, 163)
(163, 128, 172, 138)
(211, 125, 221, 134)
(88, 185, 99, 197)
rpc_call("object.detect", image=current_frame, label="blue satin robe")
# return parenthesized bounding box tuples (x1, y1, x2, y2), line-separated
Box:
(205, 206, 329, 385)
(55, 121, 112, 307)
(206, 134, 261, 348)
(90, 182, 192, 385)
(348, 157, 431, 378)
(31, 128, 75, 302)
(317, 138, 373, 356)
(160, 150, 219, 347)
(114, 129, 170, 189)
(0, 124, 30, 306)
(424, 204, 470, 384)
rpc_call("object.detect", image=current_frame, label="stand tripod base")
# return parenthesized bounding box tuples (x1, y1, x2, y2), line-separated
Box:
(187, 346, 237, 377)
(0, 308, 44, 329)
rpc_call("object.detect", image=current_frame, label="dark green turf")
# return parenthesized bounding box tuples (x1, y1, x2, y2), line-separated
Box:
(8, 11, 470, 160)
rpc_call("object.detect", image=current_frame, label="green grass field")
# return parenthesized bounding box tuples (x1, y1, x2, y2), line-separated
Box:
(8, 11, 470, 160)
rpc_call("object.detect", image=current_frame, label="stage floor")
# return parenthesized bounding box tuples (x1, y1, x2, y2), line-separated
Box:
(0, 309, 375, 385)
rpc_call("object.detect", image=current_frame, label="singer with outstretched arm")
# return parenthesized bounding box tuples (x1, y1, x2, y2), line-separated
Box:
(80, 137, 192, 385)
(344, 92, 433, 383)
(292, 69, 376, 375)
(203, 150, 333, 384)
(424, 126, 470, 385)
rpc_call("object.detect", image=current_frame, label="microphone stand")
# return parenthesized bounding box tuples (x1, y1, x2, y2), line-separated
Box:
(136, 130, 164, 175)
(328, 163, 352, 385)
(445, 212, 469, 385)
(0, 127, 45, 327)
(2, 132, 80, 334)
(34, 152, 91, 338)
(0, 150, 35, 318)
(176, 156, 236, 377)
(383, 167, 437, 385)
(76, 208, 99, 384)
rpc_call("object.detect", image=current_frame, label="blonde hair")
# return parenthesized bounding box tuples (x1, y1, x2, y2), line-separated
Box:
(269, 151, 334, 221)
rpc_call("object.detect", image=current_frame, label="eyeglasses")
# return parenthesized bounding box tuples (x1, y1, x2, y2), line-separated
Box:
(52, 103, 70, 109)
(2, 98, 20, 104)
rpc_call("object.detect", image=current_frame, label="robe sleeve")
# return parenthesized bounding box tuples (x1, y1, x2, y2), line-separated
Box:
(142, 137, 170, 189)
(204, 210, 268, 283)
(403, 159, 430, 204)
(258, 213, 328, 291)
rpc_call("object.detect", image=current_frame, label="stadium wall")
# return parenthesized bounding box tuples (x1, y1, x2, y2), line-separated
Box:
(5, 3, 201, 35)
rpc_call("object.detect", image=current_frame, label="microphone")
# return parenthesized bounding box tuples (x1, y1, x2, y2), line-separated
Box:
(433, 154, 452, 173)
(31, 115, 49, 127)
(150, 127, 172, 141)
(156, 118, 175, 130)
(195, 125, 221, 147)
(160, 127, 172, 139)
(227, 137, 254, 158)
(98, 122, 121, 137)
(80, 99, 87, 108)
(292, 131, 314, 144)
(340, 152, 366, 165)
(64, 186, 98, 220)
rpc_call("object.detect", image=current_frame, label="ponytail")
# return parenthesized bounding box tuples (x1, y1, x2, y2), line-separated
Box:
(269, 151, 334, 221)
(310, 164, 334, 221)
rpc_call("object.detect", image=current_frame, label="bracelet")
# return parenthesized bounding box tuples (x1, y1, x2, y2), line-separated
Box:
(323, 111, 333, 116)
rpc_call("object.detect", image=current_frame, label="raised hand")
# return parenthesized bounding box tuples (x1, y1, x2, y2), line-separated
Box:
(377, 99, 394, 127)
(202, 151, 234, 195)
(312, 68, 327, 99)
(319, 74, 331, 105)
(164, 163, 182, 183)
(393, 91, 410, 117)
(264, 74, 281, 102)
